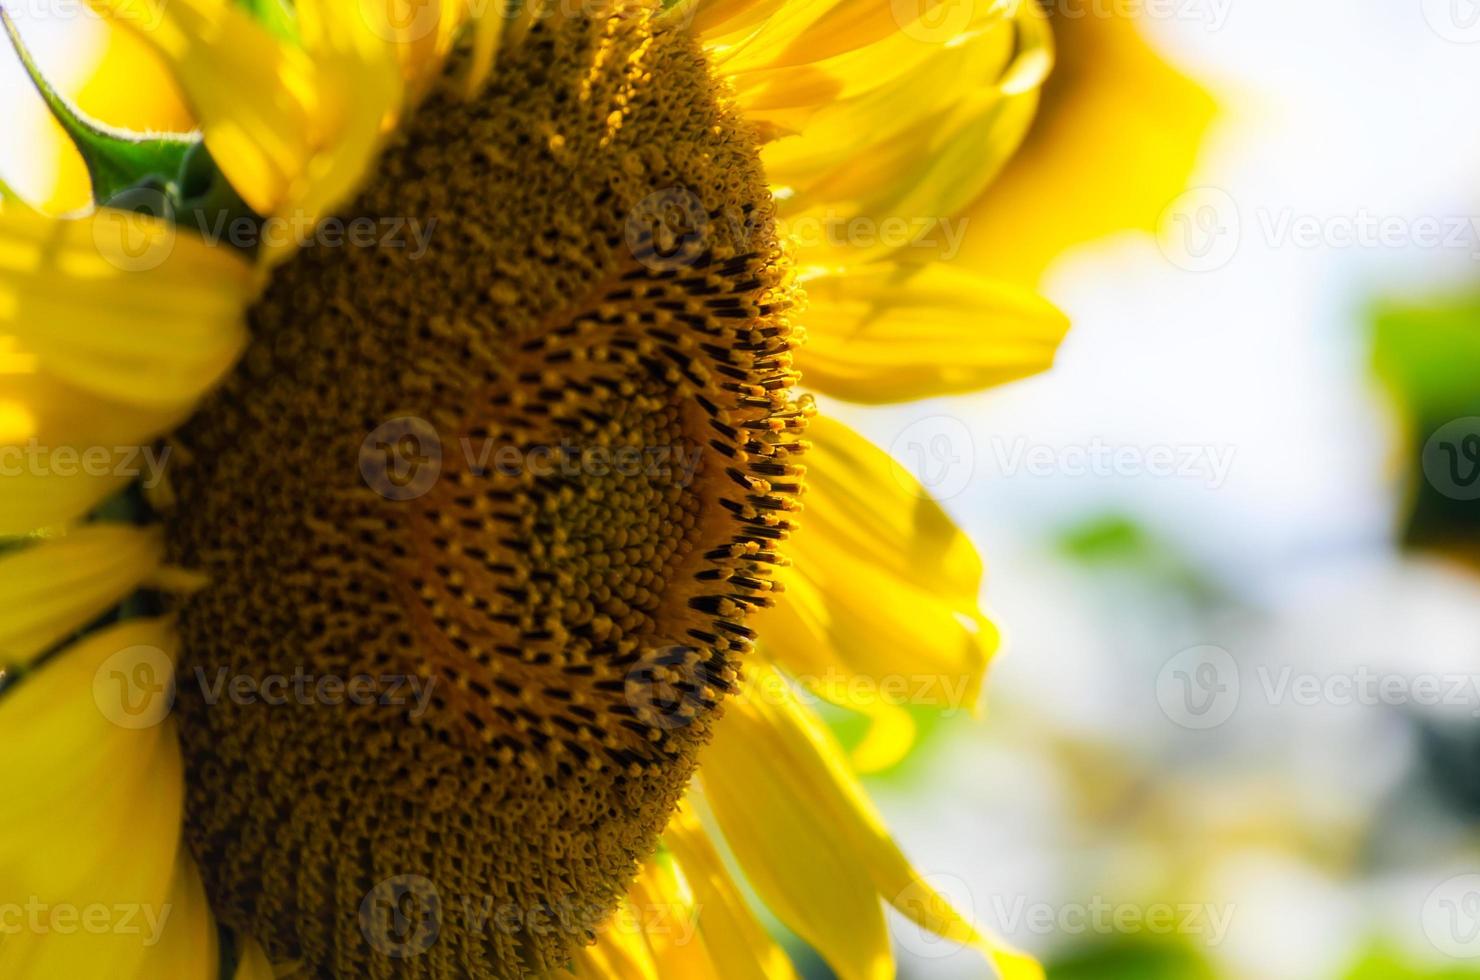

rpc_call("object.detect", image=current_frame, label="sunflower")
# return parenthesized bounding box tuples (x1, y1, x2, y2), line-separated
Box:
(0, 0, 1069, 976)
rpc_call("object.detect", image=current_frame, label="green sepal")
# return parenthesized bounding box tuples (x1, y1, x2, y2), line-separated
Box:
(3, 7, 196, 206)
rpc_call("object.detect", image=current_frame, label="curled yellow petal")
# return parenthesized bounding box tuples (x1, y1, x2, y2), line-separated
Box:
(954, 7, 1216, 285)
(702, 662, 1037, 980)
(843, 699, 916, 774)
(796, 263, 1068, 404)
(92, 0, 320, 216)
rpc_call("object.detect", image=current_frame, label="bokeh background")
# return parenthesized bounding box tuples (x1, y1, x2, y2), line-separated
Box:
(7, 1, 1480, 977)
(832, 2, 1480, 977)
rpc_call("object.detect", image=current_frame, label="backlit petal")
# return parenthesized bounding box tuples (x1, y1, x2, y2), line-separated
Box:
(703, 662, 1038, 980)
(759, 415, 997, 712)
(700, 668, 895, 980)
(953, 7, 1216, 284)
(665, 805, 800, 980)
(796, 263, 1067, 404)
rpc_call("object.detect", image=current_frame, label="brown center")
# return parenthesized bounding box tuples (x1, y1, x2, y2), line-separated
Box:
(162, 5, 804, 975)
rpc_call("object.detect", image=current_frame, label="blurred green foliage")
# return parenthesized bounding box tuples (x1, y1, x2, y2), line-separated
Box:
(1046, 938, 1217, 980)
(1371, 294, 1480, 558)
(1346, 944, 1480, 979)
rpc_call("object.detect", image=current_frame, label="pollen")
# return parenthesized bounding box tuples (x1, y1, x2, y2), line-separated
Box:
(162, 4, 804, 976)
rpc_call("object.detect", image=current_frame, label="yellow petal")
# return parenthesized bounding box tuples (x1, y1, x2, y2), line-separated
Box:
(0, 202, 252, 411)
(0, 203, 249, 528)
(0, 361, 184, 535)
(953, 8, 1216, 285)
(0, 524, 162, 666)
(623, 860, 721, 979)
(795, 263, 1067, 404)
(703, 662, 1038, 980)
(92, 0, 319, 216)
(664, 806, 800, 980)
(233, 936, 278, 980)
(671, 0, 788, 45)
(758, 415, 996, 712)
(746, 0, 1051, 267)
(96, 0, 402, 229)
(699, 671, 895, 980)
(570, 920, 661, 980)
(843, 699, 916, 774)
(571, 853, 717, 980)
(0, 617, 188, 980)
(74, 24, 195, 133)
(133, 857, 219, 980)
(286, 0, 404, 240)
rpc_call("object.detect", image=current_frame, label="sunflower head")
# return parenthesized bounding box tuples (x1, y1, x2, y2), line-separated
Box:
(1, 0, 1087, 975)
(145, 1, 803, 971)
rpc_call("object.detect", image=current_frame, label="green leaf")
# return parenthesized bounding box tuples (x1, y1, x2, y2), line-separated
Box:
(2, 7, 198, 206)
